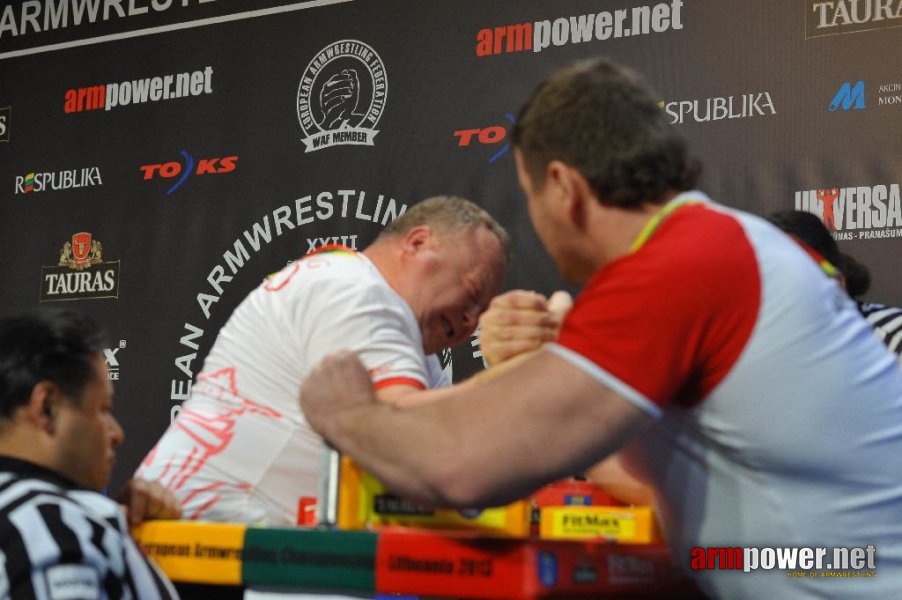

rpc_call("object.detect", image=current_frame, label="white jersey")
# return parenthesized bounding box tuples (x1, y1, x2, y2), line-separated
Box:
(552, 195, 902, 598)
(137, 248, 447, 525)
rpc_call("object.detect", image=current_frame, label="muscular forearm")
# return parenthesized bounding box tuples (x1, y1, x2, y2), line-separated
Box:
(314, 350, 650, 508)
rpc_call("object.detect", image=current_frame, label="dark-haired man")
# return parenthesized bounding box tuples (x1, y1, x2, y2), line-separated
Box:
(768, 209, 902, 364)
(0, 308, 179, 598)
(138, 196, 509, 525)
(301, 59, 902, 598)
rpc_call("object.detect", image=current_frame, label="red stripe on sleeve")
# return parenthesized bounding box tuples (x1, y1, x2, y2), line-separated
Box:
(556, 205, 760, 409)
(374, 377, 426, 391)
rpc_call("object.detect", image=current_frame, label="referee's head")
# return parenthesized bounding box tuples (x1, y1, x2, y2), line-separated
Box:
(0, 308, 123, 490)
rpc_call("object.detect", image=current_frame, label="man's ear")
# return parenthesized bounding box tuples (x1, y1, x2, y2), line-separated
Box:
(26, 381, 60, 433)
(546, 160, 592, 229)
(400, 225, 433, 255)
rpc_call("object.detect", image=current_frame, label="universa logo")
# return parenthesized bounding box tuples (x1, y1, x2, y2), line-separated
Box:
(14, 166, 102, 194)
(794, 185, 902, 240)
(139, 151, 238, 195)
(0, 106, 9, 142)
(40, 233, 121, 302)
(661, 92, 776, 124)
(807, 0, 902, 38)
(453, 113, 516, 164)
(296, 40, 387, 153)
(104, 339, 126, 381)
(829, 81, 866, 111)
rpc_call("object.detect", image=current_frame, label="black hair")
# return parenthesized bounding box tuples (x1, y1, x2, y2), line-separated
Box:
(767, 210, 842, 269)
(0, 308, 106, 418)
(839, 252, 871, 298)
(511, 57, 700, 207)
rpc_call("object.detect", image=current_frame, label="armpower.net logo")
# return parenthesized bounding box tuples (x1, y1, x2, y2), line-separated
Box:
(692, 545, 877, 577)
(475, 0, 684, 57)
(65, 66, 213, 114)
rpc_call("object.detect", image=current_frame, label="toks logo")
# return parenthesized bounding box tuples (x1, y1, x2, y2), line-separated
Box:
(40, 233, 120, 302)
(140, 151, 237, 195)
(454, 113, 516, 163)
(296, 39, 387, 152)
(795, 185, 902, 240)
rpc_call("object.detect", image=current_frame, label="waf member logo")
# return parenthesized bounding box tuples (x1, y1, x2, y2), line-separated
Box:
(454, 113, 516, 164)
(140, 151, 237, 195)
(40, 233, 120, 302)
(296, 39, 387, 152)
(794, 184, 902, 240)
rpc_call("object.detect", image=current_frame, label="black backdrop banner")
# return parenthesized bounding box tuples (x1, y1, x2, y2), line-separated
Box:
(1, 0, 900, 488)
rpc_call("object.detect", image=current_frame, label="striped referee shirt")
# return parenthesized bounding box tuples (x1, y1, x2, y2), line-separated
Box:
(859, 301, 902, 364)
(0, 456, 177, 599)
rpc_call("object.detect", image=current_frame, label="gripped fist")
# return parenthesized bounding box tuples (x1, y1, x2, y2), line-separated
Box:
(300, 350, 375, 437)
(116, 479, 182, 527)
(478, 290, 573, 367)
(321, 68, 361, 129)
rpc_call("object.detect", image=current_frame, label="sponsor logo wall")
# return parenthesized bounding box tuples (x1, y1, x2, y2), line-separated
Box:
(0, 0, 898, 488)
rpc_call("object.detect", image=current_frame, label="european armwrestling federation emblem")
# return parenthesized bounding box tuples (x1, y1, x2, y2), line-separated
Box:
(296, 39, 387, 152)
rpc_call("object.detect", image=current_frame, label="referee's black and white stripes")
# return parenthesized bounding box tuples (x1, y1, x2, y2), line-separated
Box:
(859, 301, 902, 363)
(0, 457, 177, 599)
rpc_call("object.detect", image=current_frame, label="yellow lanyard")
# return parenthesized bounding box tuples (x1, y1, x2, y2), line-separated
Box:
(629, 197, 703, 253)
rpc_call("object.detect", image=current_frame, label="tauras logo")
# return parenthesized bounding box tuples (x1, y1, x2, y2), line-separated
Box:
(662, 92, 776, 124)
(807, 0, 902, 38)
(15, 166, 102, 194)
(40, 233, 120, 302)
(296, 40, 387, 152)
(794, 184, 902, 240)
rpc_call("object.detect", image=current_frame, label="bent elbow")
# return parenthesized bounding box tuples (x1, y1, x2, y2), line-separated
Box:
(424, 457, 509, 509)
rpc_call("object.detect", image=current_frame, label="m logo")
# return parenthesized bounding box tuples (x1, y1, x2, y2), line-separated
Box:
(829, 81, 865, 111)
